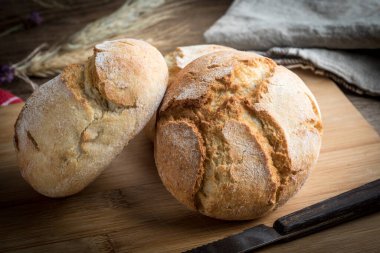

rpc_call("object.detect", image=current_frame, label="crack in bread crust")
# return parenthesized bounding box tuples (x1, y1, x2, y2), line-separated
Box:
(156, 119, 206, 210)
(305, 93, 323, 132)
(243, 105, 291, 205)
(63, 56, 138, 165)
(26, 131, 40, 151)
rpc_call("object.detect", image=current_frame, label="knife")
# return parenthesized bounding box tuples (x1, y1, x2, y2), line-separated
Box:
(186, 179, 380, 253)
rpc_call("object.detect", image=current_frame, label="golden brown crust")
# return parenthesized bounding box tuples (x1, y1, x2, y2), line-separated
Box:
(197, 119, 278, 219)
(144, 45, 235, 141)
(155, 120, 205, 210)
(165, 44, 235, 84)
(15, 39, 168, 197)
(155, 51, 322, 220)
(91, 39, 167, 107)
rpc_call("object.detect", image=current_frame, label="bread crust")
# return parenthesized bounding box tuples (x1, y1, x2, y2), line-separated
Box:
(156, 120, 205, 210)
(144, 44, 235, 141)
(165, 44, 235, 83)
(155, 51, 322, 220)
(15, 39, 168, 197)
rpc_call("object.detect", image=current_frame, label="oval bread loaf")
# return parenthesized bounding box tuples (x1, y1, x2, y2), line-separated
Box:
(155, 51, 323, 220)
(14, 39, 168, 197)
(144, 44, 234, 141)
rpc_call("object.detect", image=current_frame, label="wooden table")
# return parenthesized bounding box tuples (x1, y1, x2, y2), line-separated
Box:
(1, 1, 379, 252)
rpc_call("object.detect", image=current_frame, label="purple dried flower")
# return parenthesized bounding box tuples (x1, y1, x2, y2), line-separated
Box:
(0, 65, 15, 85)
(25, 11, 43, 28)
(27, 11, 43, 25)
(0, 11, 44, 37)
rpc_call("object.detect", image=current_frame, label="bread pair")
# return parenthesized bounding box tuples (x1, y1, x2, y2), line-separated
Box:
(15, 41, 322, 221)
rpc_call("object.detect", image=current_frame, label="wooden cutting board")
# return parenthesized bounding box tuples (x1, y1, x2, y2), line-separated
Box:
(0, 69, 379, 253)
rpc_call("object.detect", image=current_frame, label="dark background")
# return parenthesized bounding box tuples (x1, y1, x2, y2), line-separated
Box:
(0, 0, 379, 133)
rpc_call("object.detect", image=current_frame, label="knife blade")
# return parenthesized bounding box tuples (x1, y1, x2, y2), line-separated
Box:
(186, 178, 380, 253)
(189, 225, 281, 253)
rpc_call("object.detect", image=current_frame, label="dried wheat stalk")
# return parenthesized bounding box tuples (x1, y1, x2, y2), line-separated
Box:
(16, 0, 189, 80)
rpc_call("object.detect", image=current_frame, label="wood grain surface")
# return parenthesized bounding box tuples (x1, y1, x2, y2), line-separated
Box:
(1, 69, 379, 252)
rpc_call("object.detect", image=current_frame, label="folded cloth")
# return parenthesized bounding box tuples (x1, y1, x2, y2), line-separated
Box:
(204, 0, 380, 96)
(261, 48, 380, 96)
(0, 89, 23, 106)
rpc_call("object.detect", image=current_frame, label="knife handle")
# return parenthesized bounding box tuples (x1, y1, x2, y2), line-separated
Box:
(273, 179, 380, 238)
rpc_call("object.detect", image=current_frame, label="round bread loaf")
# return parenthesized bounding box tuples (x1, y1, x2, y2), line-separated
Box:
(155, 51, 322, 220)
(144, 44, 234, 141)
(14, 39, 168, 197)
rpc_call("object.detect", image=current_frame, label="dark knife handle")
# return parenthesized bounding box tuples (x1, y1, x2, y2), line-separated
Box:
(273, 179, 380, 238)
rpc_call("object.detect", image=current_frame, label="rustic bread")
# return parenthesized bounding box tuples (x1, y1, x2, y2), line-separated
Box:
(14, 39, 168, 197)
(155, 51, 322, 220)
(144, 44, 234, 141)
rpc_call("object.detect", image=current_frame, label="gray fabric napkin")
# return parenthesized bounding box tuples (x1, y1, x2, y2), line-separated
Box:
(204, 0, 380, 96)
